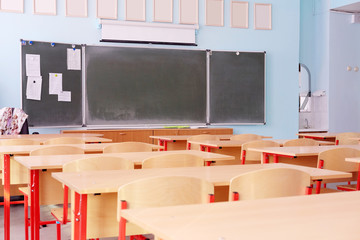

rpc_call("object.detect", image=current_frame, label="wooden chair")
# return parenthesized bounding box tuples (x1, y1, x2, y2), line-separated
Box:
(230, 133, 262, 141)
(316, 148, 360, 193)
(103, 142, 153, 153)
(229, 168, 312, 201)
(240, 140, 280, 164)
(142, 153, 205, 169)
(51, 156, 134, 240)
(0, 139, 39, 210)
(43, 137, 85, 145)
(117, 176, 214, 240)
(20, 145, 85, 240)
(186, 134, 219, 150)
(335, 132, 360, 145)
(283, 138, 319, 147)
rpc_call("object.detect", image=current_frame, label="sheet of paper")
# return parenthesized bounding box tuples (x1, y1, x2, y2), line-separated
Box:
(67, 48, 81, 70)
(26, 54, 41, 76)
(26, 76, 42, 101)
(49, 73, 63, 95)
(58, 91, 71, 102)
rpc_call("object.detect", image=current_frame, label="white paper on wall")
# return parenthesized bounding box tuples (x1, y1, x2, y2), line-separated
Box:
(26, 76, 42, 101)
(49, 73, 63, 94)
(26, 54, 41, 76)
(67, 48, 81, 70)
(58, 91, 71, 102)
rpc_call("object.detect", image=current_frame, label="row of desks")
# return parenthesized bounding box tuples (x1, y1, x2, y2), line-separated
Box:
(0, 138, 161, 240)
(1, 132, 359, 240)
(51, 163, 351, 240)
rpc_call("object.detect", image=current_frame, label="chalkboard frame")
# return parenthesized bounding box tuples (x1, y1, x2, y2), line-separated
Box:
(20, 41, 266, 127)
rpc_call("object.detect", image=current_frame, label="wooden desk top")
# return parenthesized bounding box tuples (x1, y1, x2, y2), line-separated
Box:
(121, 191, 360, 240)
(297, 132, 337, 139)
(14, 150, 234, 170)
(0, 143, 162, 155)
(186, 139, 333, 148)
(150, 135, 272, 141)
(0, 133, 103, 139)
(52, 163, 351, 194)
(248, 145, 360, 157)
(0, 136, 112, 144)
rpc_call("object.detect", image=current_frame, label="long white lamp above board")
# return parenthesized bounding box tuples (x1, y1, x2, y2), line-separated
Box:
(100, 20, 199, 46)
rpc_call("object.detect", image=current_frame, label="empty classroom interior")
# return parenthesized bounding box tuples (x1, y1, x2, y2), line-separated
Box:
(1, 0, 360, 240)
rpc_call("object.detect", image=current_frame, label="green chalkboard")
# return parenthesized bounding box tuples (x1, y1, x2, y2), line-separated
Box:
(209, 51, 265, 124)
(21, 40, 82, 127)
(85, 46, 207, 126)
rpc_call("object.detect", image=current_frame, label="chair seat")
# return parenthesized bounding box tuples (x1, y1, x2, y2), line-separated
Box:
(337, 184, 358, 191)
(51, 208, 71, 222)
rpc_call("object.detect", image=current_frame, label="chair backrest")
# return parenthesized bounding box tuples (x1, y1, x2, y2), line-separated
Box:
(283, 138, 319, 147)
(241, 140, 281, 163)
(229, 168, 311, 201)
(142, 153, 205, 169)
(117, 176, 214, 220)
(230, 134, 262, 141)
(335, 132, 360, 145)
(318, 147, 360, 172)
(103, 142, 153, 153)
(43, 137, 85, 145)
(187, 134, 219, 150)
(0, 139, 39, 146)
(63, 156, 134, 172)
(30, 145, 84, 156)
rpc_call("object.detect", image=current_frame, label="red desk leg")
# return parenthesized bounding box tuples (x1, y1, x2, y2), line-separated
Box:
(4, 154, 10, 240)
(357, 164, 360, 191)
(262, 153, 269, 164)
(30, 169, 40, 240)
(158, 139, 165, 151)
(74, 192, 87, 240)
(273, 154, 279, 163)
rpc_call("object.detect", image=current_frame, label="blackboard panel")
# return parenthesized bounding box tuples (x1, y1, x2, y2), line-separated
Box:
(85, 46, 207, 125)
(210, 51, 265, 124)
(21, 41, 82, 127)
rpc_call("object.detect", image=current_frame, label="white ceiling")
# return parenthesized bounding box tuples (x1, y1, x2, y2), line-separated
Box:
(332, 2, 360, 13)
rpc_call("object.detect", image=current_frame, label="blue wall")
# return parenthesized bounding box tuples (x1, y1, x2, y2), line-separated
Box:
(329, 12, 360, 132)
(0, 0, 300, 138)
(331, 0, 359, 9)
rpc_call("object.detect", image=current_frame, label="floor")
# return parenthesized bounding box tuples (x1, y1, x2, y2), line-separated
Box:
(0, 204, 153, 240)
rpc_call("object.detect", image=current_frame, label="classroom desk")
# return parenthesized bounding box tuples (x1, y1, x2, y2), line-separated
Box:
(297, 132, 337, 142)
(52, 163, 351, 240)
(186, 139, 333, 166)
(0, 133, 104, 139)
(0, 136, 112, 144)
(0, 142, 162, 240)
(150, 134, 272, 151)
(14, 150, 232, 240)
(247, 145, 360, 167)
(121, 191, 360, 240)
(345, 157, 360, 190)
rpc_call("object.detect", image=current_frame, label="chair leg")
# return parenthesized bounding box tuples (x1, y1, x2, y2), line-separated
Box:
(24, 193, 29, 240)
(56, 222, 61, 240)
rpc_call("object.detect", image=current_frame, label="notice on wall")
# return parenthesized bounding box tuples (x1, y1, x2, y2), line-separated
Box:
(49, 73, 63, 95)
(58, 91, 71, 102)
(67, 48, 81, 70)
(26, 76, 42, 101)
(26, 54, 41, 76)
